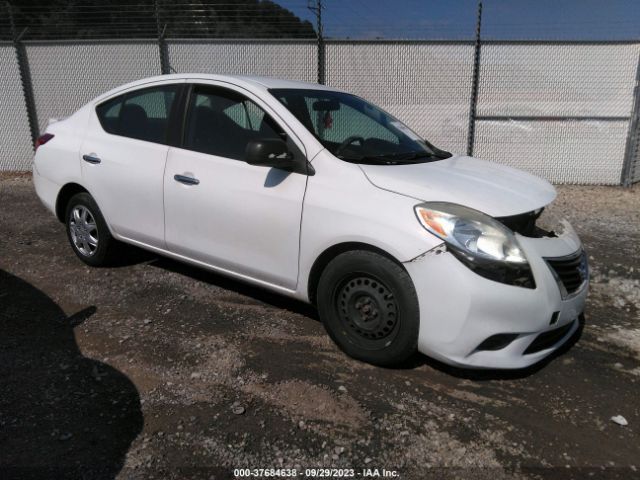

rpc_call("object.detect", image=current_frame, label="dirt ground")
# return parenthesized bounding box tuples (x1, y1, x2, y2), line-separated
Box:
(0, 174, 638, 480)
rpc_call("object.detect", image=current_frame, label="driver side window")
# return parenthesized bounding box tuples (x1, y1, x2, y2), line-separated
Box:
(184, 86, 284, 161)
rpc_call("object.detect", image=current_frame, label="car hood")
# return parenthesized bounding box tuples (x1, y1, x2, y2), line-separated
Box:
(359, 155, 556, 217)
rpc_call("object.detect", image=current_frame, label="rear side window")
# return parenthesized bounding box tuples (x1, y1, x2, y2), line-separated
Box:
(96, 85, 180, 144)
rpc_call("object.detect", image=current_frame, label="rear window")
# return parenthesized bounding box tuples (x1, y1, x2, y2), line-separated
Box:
(96, 85, 180, 144)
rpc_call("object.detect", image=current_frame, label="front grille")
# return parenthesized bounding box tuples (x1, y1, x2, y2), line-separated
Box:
(524, 321, 575, 354)
(545, 250, 588, 298)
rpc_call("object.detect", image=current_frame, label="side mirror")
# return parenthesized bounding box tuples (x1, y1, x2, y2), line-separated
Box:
(245, 139, 311, 175)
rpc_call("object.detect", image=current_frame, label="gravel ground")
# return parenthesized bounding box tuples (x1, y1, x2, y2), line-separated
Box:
(0, 174, 639, 479)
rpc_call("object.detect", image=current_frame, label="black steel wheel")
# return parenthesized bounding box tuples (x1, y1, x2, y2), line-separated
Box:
(317, 250, 419, 366)
(335, 274, 400, 350)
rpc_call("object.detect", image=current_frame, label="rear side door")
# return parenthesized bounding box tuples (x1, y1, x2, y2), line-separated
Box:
(80, 82, 183, 248)
(163, 83, 308, 289)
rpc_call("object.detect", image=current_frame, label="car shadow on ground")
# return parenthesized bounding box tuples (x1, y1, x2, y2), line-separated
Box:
(138, 247, 582, 381)
(0, 270, 143, 480)
(148, 255, 319, 320)
(109, 243, 158, 268)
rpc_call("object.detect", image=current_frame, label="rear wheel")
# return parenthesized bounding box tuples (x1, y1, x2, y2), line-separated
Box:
(317, 250, 420, 366)
(65, 192, 117, 267)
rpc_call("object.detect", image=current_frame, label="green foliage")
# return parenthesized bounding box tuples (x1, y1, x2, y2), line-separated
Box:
(3, 0, 316, 39)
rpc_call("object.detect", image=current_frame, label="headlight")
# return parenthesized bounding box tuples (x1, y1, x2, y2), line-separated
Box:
(414, 202, 535, 288)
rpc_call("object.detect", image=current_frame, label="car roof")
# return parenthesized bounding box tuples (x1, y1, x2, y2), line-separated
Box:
(226, 75, 342, 91)
(92, 73, 344, 105)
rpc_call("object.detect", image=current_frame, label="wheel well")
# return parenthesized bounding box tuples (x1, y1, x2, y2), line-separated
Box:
(55, 183, 88, 222)
(307, 242, 405, 305)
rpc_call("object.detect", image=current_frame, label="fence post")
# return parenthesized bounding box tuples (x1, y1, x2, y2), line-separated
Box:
(318, 29, 325, 85)
(466, 0, 483, 157)
(621, 53, 640, 186)
(309, 0, 325, 84)
(7, 1, 39, 146)
(154, 0, 170, 74)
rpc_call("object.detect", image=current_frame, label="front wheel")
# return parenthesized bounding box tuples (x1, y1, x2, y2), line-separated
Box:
(65, 192, 118, 267)
(317, 250, 420, 366)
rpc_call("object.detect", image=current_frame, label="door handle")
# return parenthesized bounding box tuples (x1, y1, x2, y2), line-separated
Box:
(82, 154, 101, 164)
(174, 174, 200, 185)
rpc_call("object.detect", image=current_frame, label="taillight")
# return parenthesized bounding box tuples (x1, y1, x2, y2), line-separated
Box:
(35, 133, 54, 151)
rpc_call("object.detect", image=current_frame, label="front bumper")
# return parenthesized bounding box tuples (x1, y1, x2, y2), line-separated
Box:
(404, 222, 587, 369)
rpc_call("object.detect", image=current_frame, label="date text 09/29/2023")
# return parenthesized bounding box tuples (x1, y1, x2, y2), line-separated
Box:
(233, 467, 400, 478)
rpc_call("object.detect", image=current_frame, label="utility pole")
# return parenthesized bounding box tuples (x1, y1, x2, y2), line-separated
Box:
(308, 0, 325, 84)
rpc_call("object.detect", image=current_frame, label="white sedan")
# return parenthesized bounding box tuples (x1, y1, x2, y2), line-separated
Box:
(33, 74, 588, 369)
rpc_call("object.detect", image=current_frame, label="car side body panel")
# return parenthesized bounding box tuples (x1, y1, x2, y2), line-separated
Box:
(33, 106, 90, 214)
(296, 150, 442, 301)
(164, 146, 308, 289)
(78, 78, 186, 248)
(80, 111, 170, 248)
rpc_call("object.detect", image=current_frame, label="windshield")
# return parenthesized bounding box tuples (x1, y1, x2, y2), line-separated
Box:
(269, 88, 451, 165)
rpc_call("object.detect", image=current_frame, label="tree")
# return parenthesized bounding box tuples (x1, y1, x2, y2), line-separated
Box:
(1, 0, 316, 40)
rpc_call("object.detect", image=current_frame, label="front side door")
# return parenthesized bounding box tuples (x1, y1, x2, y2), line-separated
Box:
(81, 82, 182, 248)
(164, 83, 308, 289)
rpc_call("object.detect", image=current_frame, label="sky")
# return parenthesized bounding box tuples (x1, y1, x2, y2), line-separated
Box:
(277, 0, 640, 40)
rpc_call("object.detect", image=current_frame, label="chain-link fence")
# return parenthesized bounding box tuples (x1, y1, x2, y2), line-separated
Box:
(1, 2, 639, 186)
(325, 41, 475, 156)
(0, 42, 32, 170)
(167, 39, 317, 81)
(629, 124, 640, 184)
(474, 41, 640, 185)
(26, 40, 162, 134)
(624, 62, 640, 185)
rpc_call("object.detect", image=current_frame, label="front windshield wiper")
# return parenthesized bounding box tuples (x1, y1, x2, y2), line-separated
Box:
(338, 151, 443, 165)
(389, 150, 453, 161)
(385, 151, 437, 161)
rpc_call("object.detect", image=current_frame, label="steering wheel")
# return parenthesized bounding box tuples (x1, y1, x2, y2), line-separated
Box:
(335, 136, 365, 157)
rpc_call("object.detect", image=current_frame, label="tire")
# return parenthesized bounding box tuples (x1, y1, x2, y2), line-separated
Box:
(317, 250, 420, 366)
(65, 192, 118, 267)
